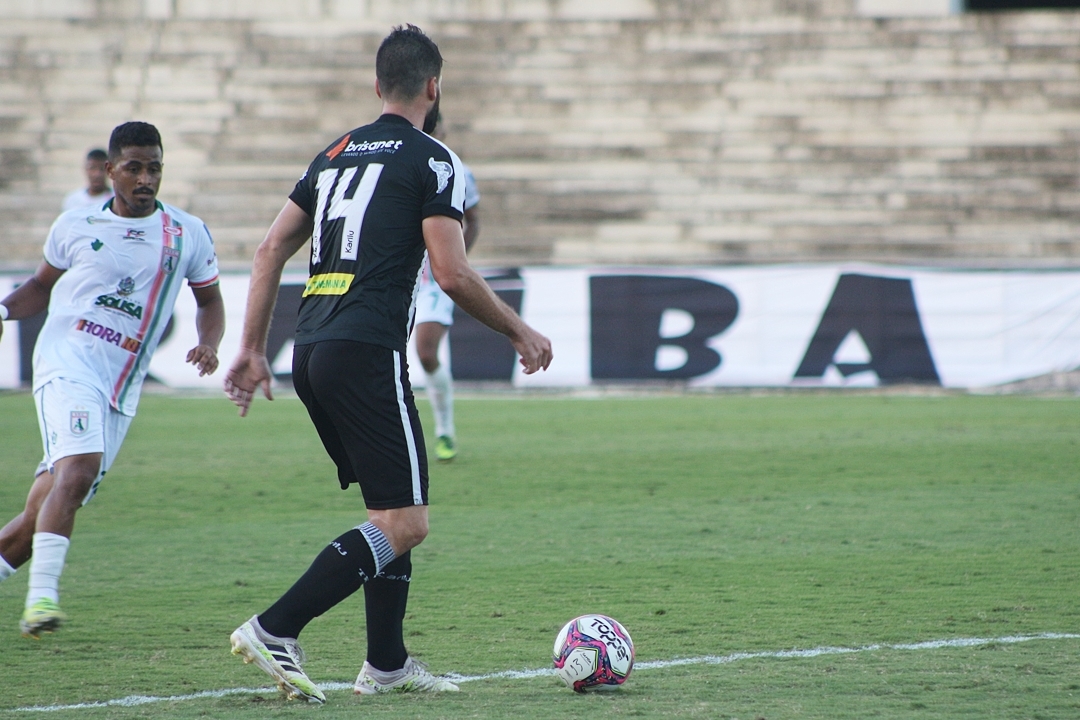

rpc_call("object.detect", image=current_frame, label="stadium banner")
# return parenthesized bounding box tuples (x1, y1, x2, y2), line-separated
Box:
(2, 265, 1079, 390)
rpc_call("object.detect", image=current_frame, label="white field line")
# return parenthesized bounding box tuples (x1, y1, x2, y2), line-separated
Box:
(9, 632, 1077, 714)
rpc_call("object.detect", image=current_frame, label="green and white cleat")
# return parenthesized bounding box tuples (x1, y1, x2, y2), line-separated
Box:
(21, 598, 66, 638)
(434, 435, 457, 462)
(354, 656, 460, 695)
(230, 616, 326, 704)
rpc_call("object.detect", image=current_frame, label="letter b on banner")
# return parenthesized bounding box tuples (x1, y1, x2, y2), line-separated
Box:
(590, 276, 738, 379)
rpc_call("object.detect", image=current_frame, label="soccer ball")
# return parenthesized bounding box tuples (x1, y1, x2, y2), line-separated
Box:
(552, 614, 634, 692)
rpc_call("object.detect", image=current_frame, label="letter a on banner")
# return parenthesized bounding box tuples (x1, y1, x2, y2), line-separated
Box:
(795, 274, 940, 384)
(590, 276, 738, 380)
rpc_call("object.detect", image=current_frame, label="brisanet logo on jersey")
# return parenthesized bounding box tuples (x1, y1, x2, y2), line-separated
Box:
(343, 139, 403, 156)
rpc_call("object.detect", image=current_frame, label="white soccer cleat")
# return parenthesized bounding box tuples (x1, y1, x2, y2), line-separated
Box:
(230, 616, 326, 704)
(353, 656, 461, 695)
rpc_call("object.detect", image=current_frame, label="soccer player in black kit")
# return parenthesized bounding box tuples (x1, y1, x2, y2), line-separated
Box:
(223, 25, 552, 703)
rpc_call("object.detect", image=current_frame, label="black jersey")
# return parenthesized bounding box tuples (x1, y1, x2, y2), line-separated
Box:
(289, 113, 466, 352)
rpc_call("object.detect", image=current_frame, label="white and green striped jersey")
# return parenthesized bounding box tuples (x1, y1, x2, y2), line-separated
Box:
(33, 199, 219, 416)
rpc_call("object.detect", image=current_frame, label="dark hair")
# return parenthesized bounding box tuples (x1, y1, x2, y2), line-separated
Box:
(376, 24, 443, 101)
(108, 122, 162, 161)
(86, 148, 108, 162)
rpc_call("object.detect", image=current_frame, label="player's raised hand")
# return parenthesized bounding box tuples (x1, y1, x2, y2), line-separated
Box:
(511, 325, 553, 375)
(186, 344, 219, 376)
(224, 348, 274, 417)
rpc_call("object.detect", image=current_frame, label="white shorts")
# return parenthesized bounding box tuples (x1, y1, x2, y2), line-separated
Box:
(34, 378, 133, 506)
(414, 277, 455, 327)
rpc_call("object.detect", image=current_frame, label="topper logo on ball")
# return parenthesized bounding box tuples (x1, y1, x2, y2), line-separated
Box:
(553, 614, 635, 692)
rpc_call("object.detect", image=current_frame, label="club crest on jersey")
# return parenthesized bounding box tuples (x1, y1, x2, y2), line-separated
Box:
(161, 246, 180, 274)
(428, 158, 453, 194)
(70, 411, 89, 435)
(117, 277, 136, 296)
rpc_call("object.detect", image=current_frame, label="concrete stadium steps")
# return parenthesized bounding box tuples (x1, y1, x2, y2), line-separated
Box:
(0, 3, 1078, 267)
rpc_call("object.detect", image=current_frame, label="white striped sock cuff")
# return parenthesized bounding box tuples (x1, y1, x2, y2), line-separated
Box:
(356, 522, 396, 576)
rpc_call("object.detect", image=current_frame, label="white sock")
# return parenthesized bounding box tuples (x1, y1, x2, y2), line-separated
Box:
(0, 554, 15, 581)
(26, 532, 70, 608)
(424, 364, 455, 439)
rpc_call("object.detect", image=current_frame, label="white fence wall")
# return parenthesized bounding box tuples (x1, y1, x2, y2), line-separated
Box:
(3, 265, 1079, 391)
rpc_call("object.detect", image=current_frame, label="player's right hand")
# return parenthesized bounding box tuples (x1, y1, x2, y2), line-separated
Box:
(511, 325, 553, 375)
(224, 348, 274, 417)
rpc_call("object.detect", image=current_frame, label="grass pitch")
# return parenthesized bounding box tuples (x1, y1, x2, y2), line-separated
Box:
(1, 390, 1078, 719)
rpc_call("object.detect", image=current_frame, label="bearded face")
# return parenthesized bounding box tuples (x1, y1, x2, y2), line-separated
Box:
(423, 87, 441, 135)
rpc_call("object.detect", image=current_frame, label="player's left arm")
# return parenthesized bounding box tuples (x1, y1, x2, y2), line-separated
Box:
(186, 283, 225, 376)
(461, 165, 480, 253)
(463, 205, 480, 253)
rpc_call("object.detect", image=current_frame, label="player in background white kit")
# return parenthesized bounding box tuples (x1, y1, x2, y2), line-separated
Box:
(414, 114, 480, 462)
(61, 148, 113, 212)
(0, 122, 225, 638)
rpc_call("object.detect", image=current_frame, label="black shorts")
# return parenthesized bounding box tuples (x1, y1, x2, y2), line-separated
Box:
(292, 340, 428, 509)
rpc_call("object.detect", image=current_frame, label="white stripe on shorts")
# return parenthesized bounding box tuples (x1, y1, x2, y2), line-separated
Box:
(393, 350, 423, 505)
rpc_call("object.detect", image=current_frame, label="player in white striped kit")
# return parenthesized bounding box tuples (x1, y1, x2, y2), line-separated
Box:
(0, 121, 224, 637)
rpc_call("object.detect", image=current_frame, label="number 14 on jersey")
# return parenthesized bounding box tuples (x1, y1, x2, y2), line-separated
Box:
(310, 164, 384, 265)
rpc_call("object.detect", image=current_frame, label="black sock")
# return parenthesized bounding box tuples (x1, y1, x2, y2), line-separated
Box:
(364, 551, 411, 671)
(259, 527, 379, 639)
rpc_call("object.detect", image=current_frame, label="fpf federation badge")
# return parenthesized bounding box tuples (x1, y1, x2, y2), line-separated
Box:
(70, 411, 90, 435)
(162, 246, 180, 274)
